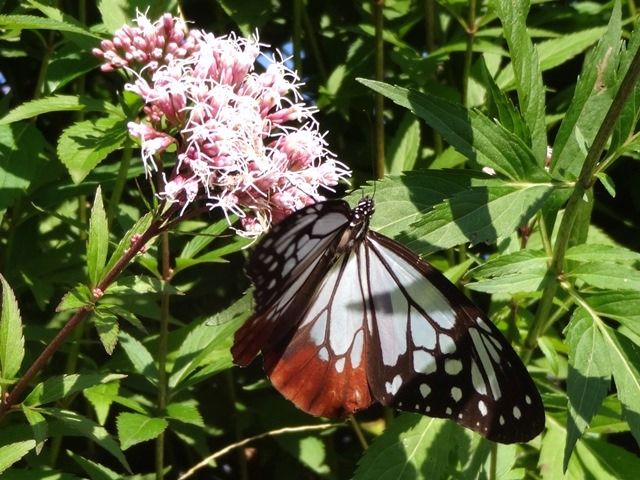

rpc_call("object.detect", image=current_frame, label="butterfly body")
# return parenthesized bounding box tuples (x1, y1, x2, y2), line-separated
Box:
(232, 198, 544, 444)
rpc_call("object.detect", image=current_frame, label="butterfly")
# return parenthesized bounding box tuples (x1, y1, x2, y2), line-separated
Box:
(231, 197, 545, 443)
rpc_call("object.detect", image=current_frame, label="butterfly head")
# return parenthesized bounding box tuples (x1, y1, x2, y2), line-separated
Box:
(351, 197, 375, 226)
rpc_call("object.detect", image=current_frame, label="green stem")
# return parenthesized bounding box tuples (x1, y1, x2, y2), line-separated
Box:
(155, 230, 172, 480)
(527, 39, 640, 351)
(373, 0, 385, 179)
(461, 0, 477, 107)
(489, 442, 497, 480)
(348, 415, 369, 449)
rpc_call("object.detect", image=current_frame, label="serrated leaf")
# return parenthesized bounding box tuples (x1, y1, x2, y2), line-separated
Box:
(179, 217, 235, 260)
(56, 285, 92, 312)
(0, 275, 24, 379)
(552, 4, 622, 178)
(24, 373, 126, 407)
(105, 275, 180, 296)
(87, 186, 109, 286)
(0, 14, 100, 38)
(21, 406, 47, 455)
(166, 402, 204, 426)
(602, 327, 640, 446)
(471, 250, 549, 278)
(494, 0, 547, 161)
(97, 304, 146, 334)
(57, 116, 127, 184)
(67, 450, 121, 480)
(0, 440, 36, 474)
(83, 381, 119, 426)
(358, 79, 547, 180)
(118, 331, 158, 384)
(116, 412, 168, 450)
(355, 414, 457, 480)
(169, 293, 251, 389)
(401, 184, 555, 255)
(568, 263, 640, 291)
(44, 408, 130, 471)
(585, 292, 640, 337)
(385, 112, 420, 174)
(93, 312, 119, 355)
(0, 95, 118, 125)
(564, 314, 611, 469)
(565, 244, 640, 263)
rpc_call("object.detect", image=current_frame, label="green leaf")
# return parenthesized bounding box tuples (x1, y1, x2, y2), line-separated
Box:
(87, 186, 109, 286)
(355, 414, 459, 479)
(118, 331, 158, 384)
(468, 249, 549, 293)
(584, 292, 640, 337)
(385, 112, 421, 174)
(496, 26, 607, 92)
(57, 116, 128, 184)
(0, 95, 119, 125)
(44, 408, 130, 471)
(494, 0, 547, 162)
(602, 327, 640, 446)
(552, 4, 622, 178)
(105, 275, 180, 296)
(0, 14, 100, 38)
(0, 275, 24, 380)
(83, 380, 120, 426)
(174, 236, 253, 272)
(56, 285, 92, 312)
(67, 450, 121, 480)
(358, 79, 546, 180)
(565, 244, 640, 263)
(166, 402, 204, 426)
(21, 406, 47, 455)
(0, 440, 36, 474)
(179, 217, 235, 260)
(169, 293, 251, 389)
(568, 263, 640, 291)
(596, 172, 616, 197)
(0, 123, 46, 210)
(564, 314, 611, 469)
(116, 412, 168, 450)
(574, 436, 640, 479)
(24, 373, 126, 407)
(401, 184, 555, 255)
(93, 311, 119, 355)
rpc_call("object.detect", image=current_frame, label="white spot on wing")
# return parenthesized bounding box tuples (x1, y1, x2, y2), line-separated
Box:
(446, 407, 452, 415)
(439, 333, 456, 355)
(444, 358, 463, 375)
(469, 328, 501, 400)
(419, 383, 431, 398)
(319, 347, 329, 362)
(499, 415, 505, 425)
(478, 400, 488, 416)
(513, 406, 521, 419)
(451, 387, 462, 402)
(471, 360, 487, 395)
(413, 350, 437, 374)
(476, 316, 492, 333)
(385, 374, 403, 395)
(410, 310, 437, 349)
(335, 357, 345, 373)
(525, 395, 532, 405)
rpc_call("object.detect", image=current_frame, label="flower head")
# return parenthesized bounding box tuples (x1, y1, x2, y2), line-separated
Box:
(95, 13, 350, 236)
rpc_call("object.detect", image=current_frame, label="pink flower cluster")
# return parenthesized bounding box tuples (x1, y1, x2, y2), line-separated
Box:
(94, 13, 350, 236)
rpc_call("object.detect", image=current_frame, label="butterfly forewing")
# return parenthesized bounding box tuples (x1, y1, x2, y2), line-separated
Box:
(232, 198, 545, 444)
(365, 232, 545, 443)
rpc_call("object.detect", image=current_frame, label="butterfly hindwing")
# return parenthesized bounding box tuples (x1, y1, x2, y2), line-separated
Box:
(365, 231, 545, 443)
(263, 246, 373, 417)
